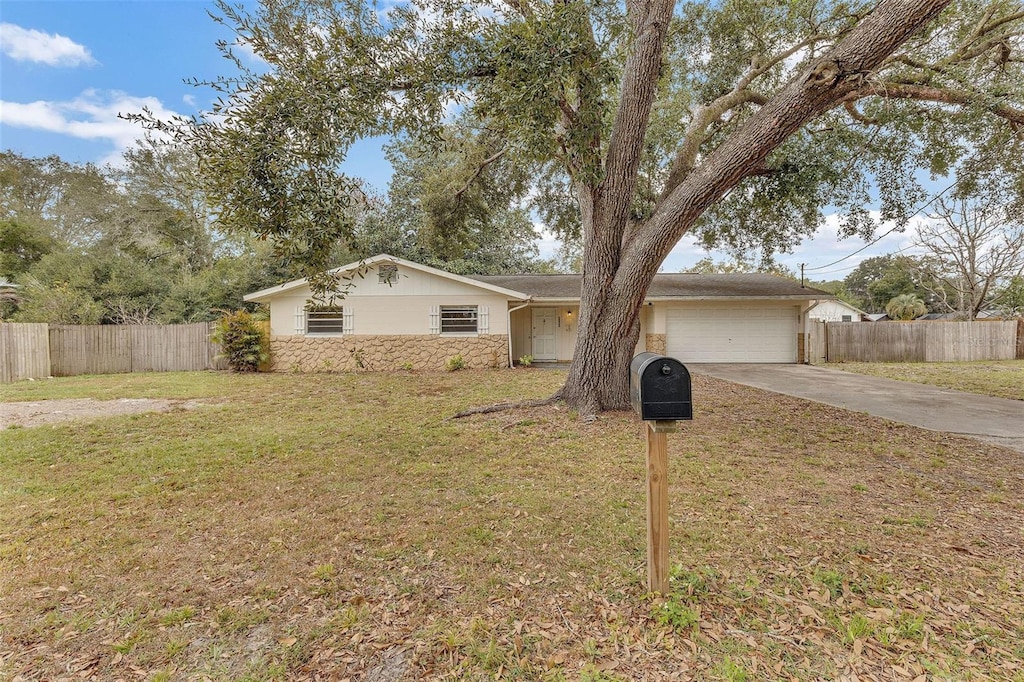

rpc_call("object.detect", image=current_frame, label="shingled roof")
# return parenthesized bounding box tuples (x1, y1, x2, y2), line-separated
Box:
(470, 272, 830, 300)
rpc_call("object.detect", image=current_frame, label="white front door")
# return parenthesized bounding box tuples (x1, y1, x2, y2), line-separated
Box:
(532, 308, 557, 360)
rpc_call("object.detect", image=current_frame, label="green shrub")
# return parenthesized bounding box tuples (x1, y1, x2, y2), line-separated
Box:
(518, 355, 534, 367)
(446, 354, 467, 371)
(212, 310, 268, 372)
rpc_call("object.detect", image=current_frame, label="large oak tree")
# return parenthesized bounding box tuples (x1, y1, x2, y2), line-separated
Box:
(146, 0, 1024, 414)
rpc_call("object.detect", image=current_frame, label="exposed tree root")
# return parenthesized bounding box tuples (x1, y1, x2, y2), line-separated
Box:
(450, 395, 561, 419)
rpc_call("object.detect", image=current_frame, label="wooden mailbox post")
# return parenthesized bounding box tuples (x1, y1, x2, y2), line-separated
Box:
(629, 353, 693, 594)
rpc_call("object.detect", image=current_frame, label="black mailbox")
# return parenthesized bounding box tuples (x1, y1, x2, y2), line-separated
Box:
(629, 353, 693, 421)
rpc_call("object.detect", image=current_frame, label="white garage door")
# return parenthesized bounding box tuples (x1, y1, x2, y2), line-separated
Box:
(665, 306, 798, 363)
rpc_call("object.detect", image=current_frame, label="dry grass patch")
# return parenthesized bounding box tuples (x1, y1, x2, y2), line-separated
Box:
(1, 370, 1023, 680)
(834, 360, 1024, 401)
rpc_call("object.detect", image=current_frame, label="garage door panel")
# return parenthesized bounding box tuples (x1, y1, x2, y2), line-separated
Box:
(665, 306, 797, 363)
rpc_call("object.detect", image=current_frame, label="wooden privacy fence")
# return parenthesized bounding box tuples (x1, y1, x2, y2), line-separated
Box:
(822, 320, 1018, 363)
(1, 322, 226, 382)
(0, 323, 51, 383)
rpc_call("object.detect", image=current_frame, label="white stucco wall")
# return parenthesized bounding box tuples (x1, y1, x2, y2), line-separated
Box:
(262, 263, 514, 336)
(807, 300, 862, 322)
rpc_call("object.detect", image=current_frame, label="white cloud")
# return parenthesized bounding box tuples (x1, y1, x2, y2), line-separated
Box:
(0, 23, 96, 67)
(0, 90, 182, 165)
(533, 223, 562, 260)
(233, 37, 268, 67)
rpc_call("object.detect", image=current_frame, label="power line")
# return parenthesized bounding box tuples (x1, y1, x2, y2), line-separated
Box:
(801, 149, 985, 274)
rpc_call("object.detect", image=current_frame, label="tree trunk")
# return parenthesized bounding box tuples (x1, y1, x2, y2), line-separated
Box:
(556, 260, 647, 413)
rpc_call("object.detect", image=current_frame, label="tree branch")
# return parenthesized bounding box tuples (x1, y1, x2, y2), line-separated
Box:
(451, 148, 506, 201)
(847, 83, 1024, 124)
(661, 89, 770, 198)
(660, 33, 828, 200)
(844, 100, 880, 124)
(624, 0, 954, 280)
(599, 0, 676, 234)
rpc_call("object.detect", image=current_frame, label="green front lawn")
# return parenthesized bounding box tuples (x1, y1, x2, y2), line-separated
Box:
(2, 370, 1022, 680)
(833, 360, 1024, 401)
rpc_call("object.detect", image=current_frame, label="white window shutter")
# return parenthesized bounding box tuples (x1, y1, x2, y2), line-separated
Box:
(294, 306, 306, 335)
(429, 305, 440, 334)
(343, 308, 354, 334)
(479, 305, 489, 334)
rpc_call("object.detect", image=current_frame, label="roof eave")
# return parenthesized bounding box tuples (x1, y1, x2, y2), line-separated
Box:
(643, 295, 833, 302)
(243, 253, 533, 302)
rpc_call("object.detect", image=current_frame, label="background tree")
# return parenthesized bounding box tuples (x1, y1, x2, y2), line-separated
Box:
(0, 218, 56, 280)
(995, 275, 1024, 317)
(842, 254, 949, 313)
(885, 292, 928, 320)
(1, 148, 309, 324)
(807, 279, 863, 308)
(353, 129, 555, 274)
(686, 256, 797, 279)
(109, 137, 220, 275)
(912, 194, 1024, 320)
(139, 0, 1024, 413)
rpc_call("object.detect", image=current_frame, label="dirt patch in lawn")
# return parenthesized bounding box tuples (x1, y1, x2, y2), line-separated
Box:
(1, 397, 208, 429)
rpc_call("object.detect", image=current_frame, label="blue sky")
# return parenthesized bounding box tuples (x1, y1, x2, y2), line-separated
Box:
(0, 0, 918, 279)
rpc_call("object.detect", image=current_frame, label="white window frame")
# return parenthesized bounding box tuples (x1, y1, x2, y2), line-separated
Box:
(305, 305, 346, 335)
(439, 305, 479, 335)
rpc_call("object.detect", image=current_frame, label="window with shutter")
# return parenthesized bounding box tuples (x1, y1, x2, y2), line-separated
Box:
(306, 306, 345, 335)
(440, 306, 478, 334)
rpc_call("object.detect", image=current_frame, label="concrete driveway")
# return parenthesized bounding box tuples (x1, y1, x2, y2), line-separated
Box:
(690, 364, 1024, 454)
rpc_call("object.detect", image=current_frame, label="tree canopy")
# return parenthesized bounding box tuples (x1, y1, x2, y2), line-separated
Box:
(0, 148, 303, 324)
(139, 0, 1024, 412)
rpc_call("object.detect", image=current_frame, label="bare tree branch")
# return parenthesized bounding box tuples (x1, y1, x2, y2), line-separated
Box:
(844, 100, 880, 123)
(450, 148, 507, 201)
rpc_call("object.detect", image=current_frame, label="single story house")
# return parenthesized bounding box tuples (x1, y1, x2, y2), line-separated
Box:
(243, 254, 836, 371)
(806, 299, 866, 323)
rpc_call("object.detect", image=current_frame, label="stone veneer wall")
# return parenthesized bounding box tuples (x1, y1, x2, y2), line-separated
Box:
(645, 333, 666, 354)
(269, 334, 508, 372)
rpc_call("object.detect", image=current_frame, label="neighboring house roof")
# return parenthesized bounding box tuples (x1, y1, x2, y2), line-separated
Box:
(471, 272, 831, 301)
(864, 313, 890, 321)
(918, 312, 960, 320)
(806, 299, 867, 317)
(243, 253, 532, 303)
